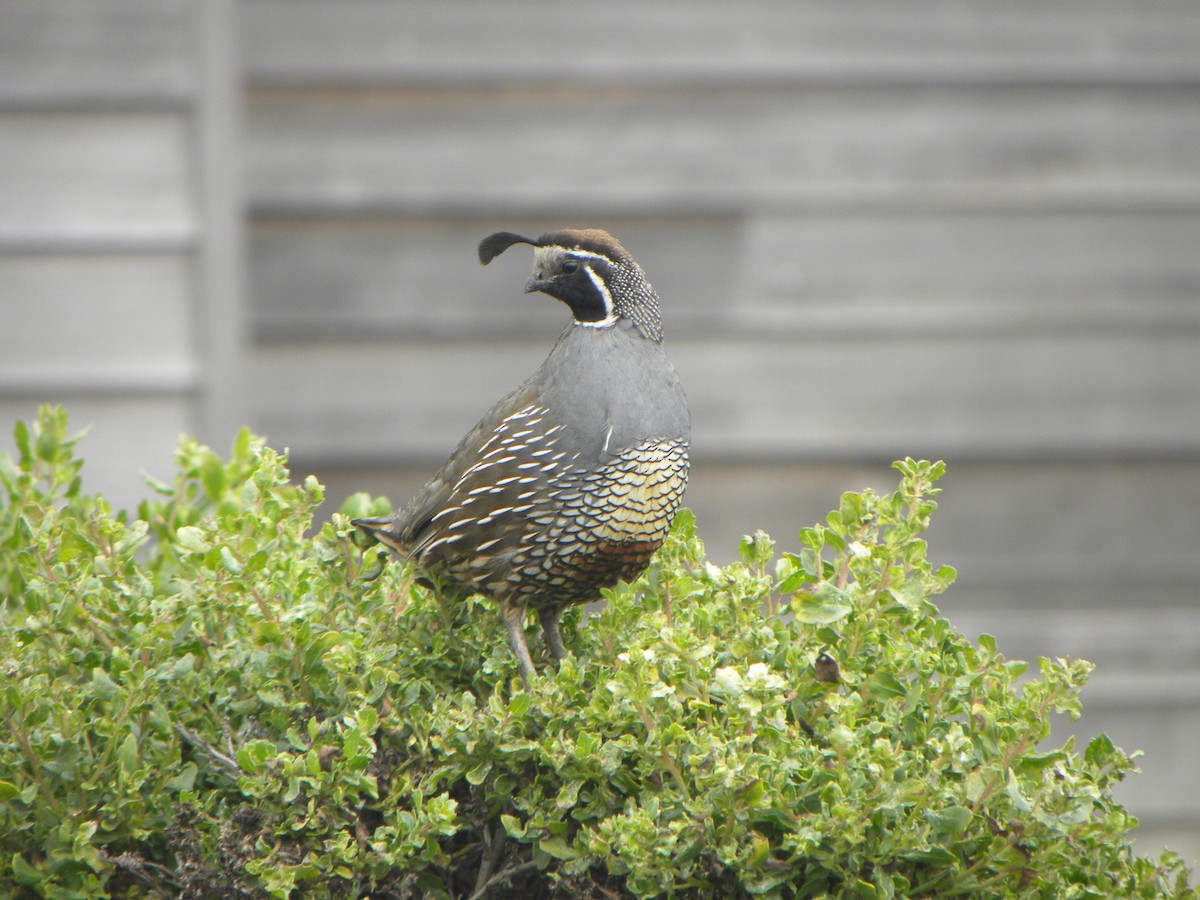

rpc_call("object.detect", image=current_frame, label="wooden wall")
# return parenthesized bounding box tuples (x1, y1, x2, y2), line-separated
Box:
(0, 0, 246, 504)
(3, 0, 1199, 862)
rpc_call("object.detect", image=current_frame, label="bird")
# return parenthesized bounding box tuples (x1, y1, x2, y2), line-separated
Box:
(353, 228, 690, 684)
(813, 651, 841, 684)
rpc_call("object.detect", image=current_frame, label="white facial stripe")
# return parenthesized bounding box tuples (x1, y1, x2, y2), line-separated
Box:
(579, 266, 617, 328)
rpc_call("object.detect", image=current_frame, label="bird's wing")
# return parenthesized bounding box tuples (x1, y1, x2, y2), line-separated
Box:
(393, 379, 560, 560)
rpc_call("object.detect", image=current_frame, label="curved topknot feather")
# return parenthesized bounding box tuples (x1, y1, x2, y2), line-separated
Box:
(478, 231, 538, 265)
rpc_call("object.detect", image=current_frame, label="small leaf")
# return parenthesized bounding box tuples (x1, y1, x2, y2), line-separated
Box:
(777, 568, 812, 595)
(13, 419, 32, 464)
(175, 525, 209, 554)
(219, 546, 242, 574)
(465, 761, 492, 786)
(537, 836, 577, 860)
(1084, 733, 1116, 768)
(165, 763, 198, 793)
(866, 672, 906, 700)
(91, 667, 121, 702)
(200, 454, 227, 500)
(1005, 768, 1032, 813)
(117, 732, 139, 777)
(237, 739, 277, 774)
(926, 806, 973, 836)
(792, 583, 852, 625)
(900, 846, 957, 866)
(11, 853, 41, 886)
(500, 814, 526, 840)
(747, 832, 770, 866)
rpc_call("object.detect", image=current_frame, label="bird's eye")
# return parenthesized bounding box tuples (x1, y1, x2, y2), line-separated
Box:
(560, 260, 580, 275)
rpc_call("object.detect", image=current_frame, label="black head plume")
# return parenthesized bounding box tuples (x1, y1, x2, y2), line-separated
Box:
(478, 232, 538, 265)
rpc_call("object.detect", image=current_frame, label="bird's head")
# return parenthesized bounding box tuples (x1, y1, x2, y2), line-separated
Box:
(479, 228, 664, 341)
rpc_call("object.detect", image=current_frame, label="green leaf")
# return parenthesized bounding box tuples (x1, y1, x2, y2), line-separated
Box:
(537, 835, 577, 860)
(117, 732, 139, 777)
(1005, 768, 1032, 813)
(777, 568, 812, 595)
(866, 672, 906, 700)
(175, 525, 209, 554)
(13, 418, 32, 464)
(1014, 750, 1065, 774)
(91, 667, 121, 702)
(237, 739, 277, 774)
(791, 582, 852, 625)
(465, 761, 492, 786)
(1084, 733, 1116, 767)
(200, 454, 227, 500)
(165, 763, 198, 793)
(11, 853, 41, 886)
(925, 806, 973, 836)
(900, 846, 957, 866)
(500, 814, 526, 840)
(219, 546, 242, 574)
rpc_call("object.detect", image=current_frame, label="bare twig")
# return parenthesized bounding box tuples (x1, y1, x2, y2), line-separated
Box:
(100, 851, 182, 892)
(470, 860, 538, 900)
(174, 723, 242, 779)
(472, 825, 508, 897)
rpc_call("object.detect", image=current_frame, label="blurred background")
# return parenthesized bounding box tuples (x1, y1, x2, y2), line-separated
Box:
(2, 0, 1198, 862)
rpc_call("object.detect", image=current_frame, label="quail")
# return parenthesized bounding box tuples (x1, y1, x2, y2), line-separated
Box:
(354, 228, 690, 684)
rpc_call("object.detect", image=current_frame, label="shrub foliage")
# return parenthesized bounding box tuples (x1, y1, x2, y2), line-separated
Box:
(0, 406, 1195, 898)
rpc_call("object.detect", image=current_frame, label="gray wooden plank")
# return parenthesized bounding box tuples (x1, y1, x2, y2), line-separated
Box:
(929, 463, 1200, 593)
(246, 332, 1200, 465)
(0, 113, 195, 244)
(249, 217, 739, 340)
(948, 610, 1200, 675)
(740, 211, 1200, 335)
(243, 0, 1200, 85)
(249, 212, 1200, 341)
(0, 254, 194, 379)
(245, 85, 1200, 214)
(194, 0, 252, 450)
(0, 0, 195, 105)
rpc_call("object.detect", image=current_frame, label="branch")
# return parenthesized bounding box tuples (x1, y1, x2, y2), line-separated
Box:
(174, 723, 242, 780)
(469, 860, 538, 900)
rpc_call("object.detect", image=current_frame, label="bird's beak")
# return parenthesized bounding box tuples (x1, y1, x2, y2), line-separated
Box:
(524, 274, 548, 294)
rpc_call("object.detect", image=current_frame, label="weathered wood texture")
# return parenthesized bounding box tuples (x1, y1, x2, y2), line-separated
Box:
(0, 0, 196, 105)
(0, 0, 244, 506)
(242, 0, 1200, 84)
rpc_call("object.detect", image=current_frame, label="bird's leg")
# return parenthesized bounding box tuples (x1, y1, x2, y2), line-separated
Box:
(500, 601, 537, 685)
(537, 607, 567, 664)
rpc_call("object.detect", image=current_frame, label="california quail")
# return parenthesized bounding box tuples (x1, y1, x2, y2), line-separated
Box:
(354, 228, 690, 683)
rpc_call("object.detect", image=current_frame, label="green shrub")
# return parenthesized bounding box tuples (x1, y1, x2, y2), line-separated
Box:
(0, 405, 1194, 898)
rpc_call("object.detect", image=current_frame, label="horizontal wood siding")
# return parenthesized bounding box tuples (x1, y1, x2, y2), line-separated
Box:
(245, 85, 1200, 213)
(242, 0, 1200, 84)
(0, 0, 196, 105)
(0, 1, 225, 512)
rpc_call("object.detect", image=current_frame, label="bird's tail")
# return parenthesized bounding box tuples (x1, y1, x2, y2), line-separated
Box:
(350, 516, 405, 554)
